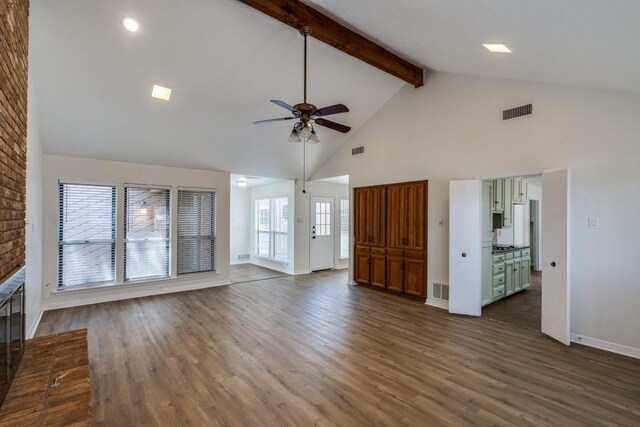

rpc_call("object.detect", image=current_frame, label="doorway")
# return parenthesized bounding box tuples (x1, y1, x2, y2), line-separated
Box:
(310, 196, 335, 271)
(449, 170, 571, 345)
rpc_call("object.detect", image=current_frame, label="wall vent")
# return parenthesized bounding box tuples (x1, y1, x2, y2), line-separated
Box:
(237, 254, 250, 260)
(502, 103, 532, 120)
(432, 282, 449, 301)
(352, 146, 364, 155)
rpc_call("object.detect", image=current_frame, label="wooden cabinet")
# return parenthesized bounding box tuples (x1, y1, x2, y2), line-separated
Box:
(505, 260, 515, 295)
(404, 253, 426, 297)
(354, 181, 427, 299)
(512, 177, 529, 204)
(521, 258, 531, 289)
(354, 246, 371, 285)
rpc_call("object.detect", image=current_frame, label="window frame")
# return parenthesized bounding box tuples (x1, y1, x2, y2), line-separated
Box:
(339, 198, 350, 260)
(254, 196, 289, 263)
(57, 182, 117, 289)
(123, 185, 172, 283)
(176, 188, 217, 276)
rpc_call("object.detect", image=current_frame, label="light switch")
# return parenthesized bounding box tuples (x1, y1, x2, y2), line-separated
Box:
(588, 217, 600, 229)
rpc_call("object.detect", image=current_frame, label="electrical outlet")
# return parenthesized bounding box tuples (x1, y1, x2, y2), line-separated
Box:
(588, 217, 600, 229)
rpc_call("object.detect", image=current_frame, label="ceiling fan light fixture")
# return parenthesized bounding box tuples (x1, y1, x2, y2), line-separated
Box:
(299, 122, 313, 140)
(288, 126, 302, 143)
(236, 179, 248, 187)
(308, 128, 320, 144)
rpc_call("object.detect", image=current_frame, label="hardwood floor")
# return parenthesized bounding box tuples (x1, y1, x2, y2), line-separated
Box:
(229, 264, 289, 284)
(482, 270, 542, 331)
(36, 270, 640, 426)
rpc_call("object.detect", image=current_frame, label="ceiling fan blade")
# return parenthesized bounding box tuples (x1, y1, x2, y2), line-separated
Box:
(253, 117, 295, 125)
(314, 118, 351, 133)
(271, 100, 300, 114)
(313, 103, 349, 117)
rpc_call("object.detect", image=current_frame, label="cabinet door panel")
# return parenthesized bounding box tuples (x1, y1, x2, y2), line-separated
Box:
(386, 185, 406, 249)
(505, 260, 515, 295)
(493, 179, 504, 212)
(503, 179, 513, 227)
(368, 187, 386, 248)
(354, 246, 370, 285)
(386, 250, 404, 293)
(521, 258, 531, 289)
(405, 182, 426, 252)
(404, 255, 426, 297)
(354, 188, 369, 246)
(370, 251, 386, 288)
(513, 259, 522, 291)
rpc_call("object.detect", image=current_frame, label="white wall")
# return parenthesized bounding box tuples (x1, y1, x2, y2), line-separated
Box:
(294, 180, 350, 275)
(230, 184, 250, 265)
(249, 181, 296, 274)
(313, 71, 640, 351)
(25, 60, 44, 337)
(41, 155, 230, 309)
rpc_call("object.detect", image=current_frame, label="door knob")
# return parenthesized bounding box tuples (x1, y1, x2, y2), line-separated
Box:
(461, 253, 467, 258)
(551, 262, 556, 267)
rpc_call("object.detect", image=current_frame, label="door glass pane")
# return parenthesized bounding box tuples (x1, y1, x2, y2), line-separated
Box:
(315, 202, 331, 236)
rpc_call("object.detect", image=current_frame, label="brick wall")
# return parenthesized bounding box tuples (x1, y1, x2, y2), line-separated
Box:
(0, 0, 28, 281)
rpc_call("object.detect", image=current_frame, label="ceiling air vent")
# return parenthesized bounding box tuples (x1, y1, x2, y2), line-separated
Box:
(503, 103, 532, 121)
(352, 146, 364, 155)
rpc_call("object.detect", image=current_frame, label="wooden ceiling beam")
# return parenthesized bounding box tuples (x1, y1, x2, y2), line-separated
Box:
(237, 0, 425, 88)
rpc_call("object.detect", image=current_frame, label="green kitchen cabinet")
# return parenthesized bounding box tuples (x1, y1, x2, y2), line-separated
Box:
(503, 178, 513, 227)
(492, 179, 504, 213)
(521, 258, 531, 289)
(512, 177, 529, 204)
(513, 258, 522, 292)
(505, 259, 515, 295)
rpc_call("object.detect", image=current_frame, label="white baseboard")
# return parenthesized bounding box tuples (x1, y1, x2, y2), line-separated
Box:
(230, 260, 250, 265)
(293, 269, 311, 276)
(42, 278, 231, 311)
(26, 309, 44, 339)
(425, 299, 449, 310)
(571, 333, 640, 359)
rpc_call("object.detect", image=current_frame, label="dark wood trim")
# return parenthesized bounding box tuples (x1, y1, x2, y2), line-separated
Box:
(236, 0, 424, 87)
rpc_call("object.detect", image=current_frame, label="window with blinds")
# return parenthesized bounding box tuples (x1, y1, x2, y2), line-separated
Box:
(58, 183, 116, 287)
(254, 197, 288, 262)
(177, 189, 216, 275)
(340, 199, 350, 259)
(124, 186, 171, 282)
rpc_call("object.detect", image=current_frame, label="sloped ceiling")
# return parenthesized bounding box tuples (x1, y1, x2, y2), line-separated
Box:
(29, 0, 404, 179)
(32, 1, 640, 180)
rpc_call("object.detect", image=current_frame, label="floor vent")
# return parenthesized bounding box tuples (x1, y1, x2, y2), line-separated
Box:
(352, 146, 364, 155)
(237, 254, 250, 260)
(503, 103, 532, 120)
(432, 282, 449, 301)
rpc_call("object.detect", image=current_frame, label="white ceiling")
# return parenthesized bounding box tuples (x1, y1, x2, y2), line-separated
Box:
(30, 0, 403, 179)
(31, 1, 640, 180)
(309, 0, 640, 93)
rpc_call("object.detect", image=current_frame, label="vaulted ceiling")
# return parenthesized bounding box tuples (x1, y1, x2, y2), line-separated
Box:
(31, 0, 640, 179)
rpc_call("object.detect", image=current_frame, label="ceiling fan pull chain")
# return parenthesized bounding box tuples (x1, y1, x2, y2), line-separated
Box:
(302, 136, 307, 194)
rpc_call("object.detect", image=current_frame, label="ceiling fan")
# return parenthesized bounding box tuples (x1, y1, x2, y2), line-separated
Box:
(253, 26, 351, 143)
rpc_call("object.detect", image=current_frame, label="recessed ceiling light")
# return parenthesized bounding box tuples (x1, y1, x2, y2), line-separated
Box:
(122, 17, 140, 32)
(151, 84, 172, 101)
(483, 43, 512, 54)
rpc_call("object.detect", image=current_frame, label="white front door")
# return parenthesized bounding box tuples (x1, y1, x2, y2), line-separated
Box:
(541, 169, 571, 344)
(310, 196, 335, 271)
(449, 180, 483, 316)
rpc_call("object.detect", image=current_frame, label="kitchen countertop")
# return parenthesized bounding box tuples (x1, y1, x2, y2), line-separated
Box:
(492, 245, 530, 254)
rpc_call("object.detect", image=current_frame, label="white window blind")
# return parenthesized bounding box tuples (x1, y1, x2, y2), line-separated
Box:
(255, 197, 288, 262)
(124, 186, 170, 282)
(340, 199, 349, 259)
(58, 183, 116, 287)
(177, 189, 216, 275)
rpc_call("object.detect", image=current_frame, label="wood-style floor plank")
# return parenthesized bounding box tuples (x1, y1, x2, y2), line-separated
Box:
(36, 270, 640, 426)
